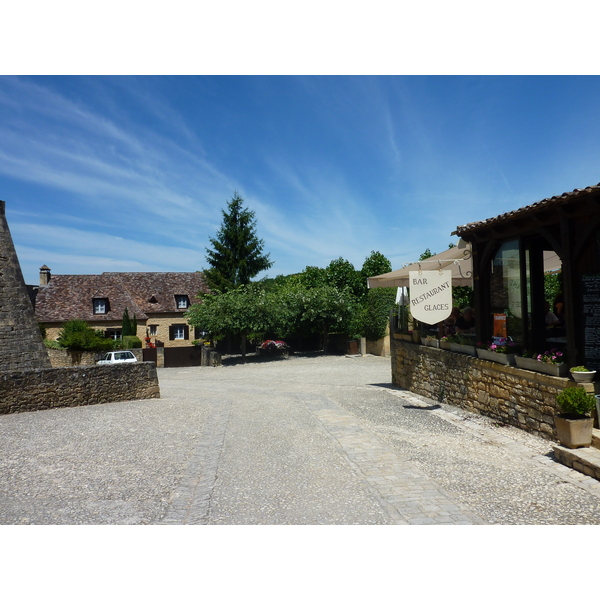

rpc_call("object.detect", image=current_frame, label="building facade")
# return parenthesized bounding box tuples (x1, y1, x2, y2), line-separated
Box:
(34, 268, 209, 348)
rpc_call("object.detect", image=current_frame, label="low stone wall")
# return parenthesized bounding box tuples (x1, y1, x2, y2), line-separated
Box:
(391, 335, 583, 440)
(46, 347, 144, 368)
(0, 362, 160, 415)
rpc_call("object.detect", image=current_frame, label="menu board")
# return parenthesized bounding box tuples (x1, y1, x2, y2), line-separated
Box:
(582, 274, 600, 371)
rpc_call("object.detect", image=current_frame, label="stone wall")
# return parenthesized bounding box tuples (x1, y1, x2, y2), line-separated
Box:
(0, 362, 160, 415)
(0, 201, 51, 373)
(391, 335, 579, 440)
(46, 347, 144, 368)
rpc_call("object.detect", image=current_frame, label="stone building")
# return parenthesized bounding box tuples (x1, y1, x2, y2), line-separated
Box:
(35, 268, 209, 348)
(0, 201, 51, 373)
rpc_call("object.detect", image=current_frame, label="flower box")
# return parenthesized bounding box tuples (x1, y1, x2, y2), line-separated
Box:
(397, 334, 413, 342)
(449, 342, 476, 356)
(476, 348, 517, 365)
(440, 341, 451, 351)
(515, 356, 568, 377)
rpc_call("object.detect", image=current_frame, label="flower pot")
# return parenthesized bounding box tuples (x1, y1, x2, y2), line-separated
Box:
(570, 370, 596, 383)
(449, 342, 476, 356)
(554, 414, 594, 448)
(440, 341, 451, 351)
(476, 348, 517, 365)
(397, 334, 413, 342)
(515, 356, 569, 377)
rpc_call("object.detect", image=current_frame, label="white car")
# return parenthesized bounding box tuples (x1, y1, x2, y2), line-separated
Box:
(97, 350, 138, 365)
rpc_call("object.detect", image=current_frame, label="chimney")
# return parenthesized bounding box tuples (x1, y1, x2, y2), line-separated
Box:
(40, 265, 51, 286)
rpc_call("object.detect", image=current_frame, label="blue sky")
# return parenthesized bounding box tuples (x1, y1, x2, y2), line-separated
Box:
(3, 74, 600, 285)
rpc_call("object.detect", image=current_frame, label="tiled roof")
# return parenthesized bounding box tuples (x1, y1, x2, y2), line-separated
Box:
(35, 271, 208, 323)
(453, 183, 600, 236)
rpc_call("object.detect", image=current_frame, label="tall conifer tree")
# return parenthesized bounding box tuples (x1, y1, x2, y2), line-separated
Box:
(204, 192, 273, 291)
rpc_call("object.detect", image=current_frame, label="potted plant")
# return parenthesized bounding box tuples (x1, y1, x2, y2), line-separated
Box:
(476, 338, 519, 365)
(515, 348, 568, 377)
(439, 336, 451, 350)
(424, 335, 439, 348)
(554, 386, 596, 448)
(447, 334, 476, 356)
(570, 366, 596, 383)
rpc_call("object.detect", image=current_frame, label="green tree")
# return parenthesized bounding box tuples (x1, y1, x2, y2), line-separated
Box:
(57, 320, 114, 352)
(419, 248, 433, 261)
(121, 308, 137, 336)
(358, 251, 396, 340)
(204, 192, 274, 292)
(187, 283, 281, 361)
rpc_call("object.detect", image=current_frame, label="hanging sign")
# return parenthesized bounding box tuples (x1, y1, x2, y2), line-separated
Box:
(409, 270, 452, 325)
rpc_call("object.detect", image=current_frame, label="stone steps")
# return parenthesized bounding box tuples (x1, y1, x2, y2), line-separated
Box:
(553, 429, 600, 480)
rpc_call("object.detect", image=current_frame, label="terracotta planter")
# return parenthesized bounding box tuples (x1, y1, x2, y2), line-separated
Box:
(397, 334, 413, 342)
(476, 348, 517, 365)
(440, 341, 451, 350)
(515, 356, 569, 377)
(570, 370, 596, 383)
(554, 414, 594, 448)
(449, 343, 476, 356)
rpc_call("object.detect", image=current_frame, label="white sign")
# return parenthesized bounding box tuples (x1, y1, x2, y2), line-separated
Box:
(409, 270, 452, 325)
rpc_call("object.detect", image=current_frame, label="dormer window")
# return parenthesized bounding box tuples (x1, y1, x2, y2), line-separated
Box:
(93, 298, 109, 314)
(148, 295, 158, 304)
(175, 295, 189, 309)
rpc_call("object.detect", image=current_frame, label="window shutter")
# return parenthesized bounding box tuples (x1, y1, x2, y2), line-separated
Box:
(169, 326, 175, 340)
(184, 325, 189, 340)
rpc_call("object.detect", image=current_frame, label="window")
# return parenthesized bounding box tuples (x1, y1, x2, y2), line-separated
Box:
(105, 329, 122, 340)
(490, 240, 523, 344)
(175, 295, 189, 309)
(169, 324, 189, 340)
(149, 325, 158, 336)
(93, 298, 109, 314)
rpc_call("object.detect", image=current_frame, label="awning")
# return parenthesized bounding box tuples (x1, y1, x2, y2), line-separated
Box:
(367, 241, 562, 289)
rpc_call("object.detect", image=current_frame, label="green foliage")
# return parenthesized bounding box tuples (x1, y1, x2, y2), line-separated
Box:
(452, 285, 473, 309)
(187, 282, 280, 341)
(555, 386, 596, 417)
(122, 308, 137, 337)
(544, 272, 562, 305)
(122, 336, 142, 349)
(359, 287, 397, 340)
(43, 339, 62, 349)
(204, 192, 274, 292)
(361, 250, 392, 280)
(570, 366, 590, 372)
(419, 248, 433, 261)
(57, 320, 114, 352)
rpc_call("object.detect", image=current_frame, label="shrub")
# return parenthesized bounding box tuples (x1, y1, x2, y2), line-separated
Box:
(57, 320, 114, 352)
(555, 386, 596, 418)
(122, 335, 142, 349)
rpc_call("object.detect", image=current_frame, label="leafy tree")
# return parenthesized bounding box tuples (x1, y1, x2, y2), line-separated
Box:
(361, 250, 392, 280)
(187, 283, 281, 360)
(358, 251, 396, 340)
(325, 257, 363, 297)
(57, 320, 114, 352)
(204, 192, 274, 292)
(419, 248, 433, 261)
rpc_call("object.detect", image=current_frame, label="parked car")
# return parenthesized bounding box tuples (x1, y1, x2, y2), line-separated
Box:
(97, 350, 138, 365)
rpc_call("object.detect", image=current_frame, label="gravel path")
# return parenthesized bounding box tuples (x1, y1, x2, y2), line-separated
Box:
(1, 353, 600, 524)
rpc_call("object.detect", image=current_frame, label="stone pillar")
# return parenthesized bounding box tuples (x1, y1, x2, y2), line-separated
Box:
(156, 346, 164, 368)
(0, 201, 51, 373)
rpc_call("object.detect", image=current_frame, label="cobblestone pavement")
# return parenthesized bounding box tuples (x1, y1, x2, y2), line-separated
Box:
(2, 353, 600, 525)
